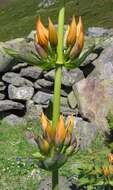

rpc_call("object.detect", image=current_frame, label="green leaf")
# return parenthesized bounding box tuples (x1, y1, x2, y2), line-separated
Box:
(32, 152, 44, 159)
(4, 47, 54, 70)
(64, 44, 95, 69)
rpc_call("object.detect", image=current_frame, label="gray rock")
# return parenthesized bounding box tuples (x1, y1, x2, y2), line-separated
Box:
(61, 97, 68, 107)
(0, 42, 15, 72)
(2, 72, 33, 86)
(44, 68, 84, 86)
(38, 0, 56, 8)
(62, 68, 84, 86)
(2, 114, 26, 126)
(68, 91, 77, 109)
(0, 93, 5, 100)
(25, 131, 37, 146)
(74, 117, 97, 150)
(20, 66, 43, 79)
(61, 106, 76, 116)
(73, 79, 113, 132)
(0, 82, 6, 91)
(38, 176, 74, 190)
(86, 27, 108, 37)
(86, 37, 113, 80)
(27, 30, 35, 41)
(25, 100, 43, 122)
(33, 91, 53, 105)
(34, 78, 53, 88)
(0, 100, 24, 111)
(5, 38, 35, 53)
(8, 85, 34, 100)
(44, 69, 55, 81)
(12, 62, 28, 72)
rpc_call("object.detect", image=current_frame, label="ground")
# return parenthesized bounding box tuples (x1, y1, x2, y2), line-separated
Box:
(0, 0, 113, 41)
(0, 120, 112, 189)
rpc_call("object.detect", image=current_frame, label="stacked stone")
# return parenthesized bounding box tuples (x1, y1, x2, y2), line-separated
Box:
(1, 27, 113, 148)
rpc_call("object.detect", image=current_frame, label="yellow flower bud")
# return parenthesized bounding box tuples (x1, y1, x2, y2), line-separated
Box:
(40, 112, 53, 142)
(36, 17, 49, 48)
(109, 165, 113, 175)
(102, 166, 110, 177)
(48, 17, 58, 47)
(108, 153, 113, 164)
(66, 115, 74, 134)
(35, 136, 49, 154)
(55, 115, 66, 146)
(66, 16, 77, 47)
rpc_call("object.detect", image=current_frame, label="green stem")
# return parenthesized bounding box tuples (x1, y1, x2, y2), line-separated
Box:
(52, 169, 59, 190)
(52, 2, 65, 190)
(52, 3, 65, 129)
(57, 5, 65, 64)
(52, 65, 62, 130)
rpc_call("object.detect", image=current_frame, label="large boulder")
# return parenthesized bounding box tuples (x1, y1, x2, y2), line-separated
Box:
(73, 79, 113, 132)
(74, 117, 97, 150)
(84, 37, 113, 80)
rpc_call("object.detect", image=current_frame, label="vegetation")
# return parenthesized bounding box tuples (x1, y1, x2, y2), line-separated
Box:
(0, 0, 113, 41)
(0, 120, 113, 189)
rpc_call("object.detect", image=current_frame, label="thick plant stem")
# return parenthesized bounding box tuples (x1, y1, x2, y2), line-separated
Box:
(52, 169, 59, 190)
(52, 65, 62, 130)
(52, 1, 65, 130)
(57, 6, 65, 65)
(52, 2, 65, 190)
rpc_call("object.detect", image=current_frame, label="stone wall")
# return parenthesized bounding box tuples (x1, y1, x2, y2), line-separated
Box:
(1, 27, 113, 149)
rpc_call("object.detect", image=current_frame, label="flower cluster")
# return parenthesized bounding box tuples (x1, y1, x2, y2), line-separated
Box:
(33, 113, 77, 171)
(102, 153, 113, 177)
(35, 16, 84, 60)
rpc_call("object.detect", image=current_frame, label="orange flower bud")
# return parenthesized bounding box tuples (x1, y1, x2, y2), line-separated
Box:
(40, 112, 53, 142)
(102, 166, 110, 177)
(40, 112, 48, 132)
(48, 17, 58, 47)
(108, 153, 113, 164)
(70, 16, 84, 59)
(55, 115, 66, 146)
(66, 16, 77, 47)
(109, 165, 113, 175)
(36, 136, 49, 154)
(36, 17, 49, 48)
(35, 36, 47, 59)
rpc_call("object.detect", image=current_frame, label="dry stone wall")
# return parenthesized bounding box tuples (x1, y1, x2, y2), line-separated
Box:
(1, 27, 113, 149)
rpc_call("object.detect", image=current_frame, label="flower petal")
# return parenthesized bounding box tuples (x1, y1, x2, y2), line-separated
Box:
(66, 16, 77, 47)
(48, 17, 58, 47)
(55, 115, 66, 146)
(40, 112, 53, 142)
(36, 17, 49, 48)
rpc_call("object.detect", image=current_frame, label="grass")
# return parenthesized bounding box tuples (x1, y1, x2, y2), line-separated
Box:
(0, 120, 111, 189)
(0, 0, 113, 41)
